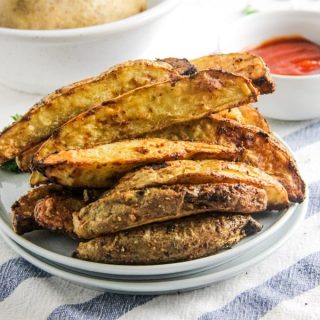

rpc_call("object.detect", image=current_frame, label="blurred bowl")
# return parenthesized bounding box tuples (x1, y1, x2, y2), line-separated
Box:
(218, 10, 320, 120)
(0, 0, 179, 94)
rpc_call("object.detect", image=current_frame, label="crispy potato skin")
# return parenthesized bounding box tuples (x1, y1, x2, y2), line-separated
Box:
(146, 115, 305, 202)
(218, 105, 271, 132)
(29, 105, 269, 187)
(11, 184, 64, 234)
(73, 183, 267, 239)
(34, 69, 257, 163)
(16, 142, 43, 172)
(12, 186, 105, 236)
(113, 160, 289, 210)
(34, 195, 85, 238)
(159, 58, 197, 76)
(74, 214, 262, 264)
(29, 171, 50, 187)
(192, 53, 275, 95)
(36, 139, 239, 188)
(29, 105, 270, 187)
(0, 60, 178, 164)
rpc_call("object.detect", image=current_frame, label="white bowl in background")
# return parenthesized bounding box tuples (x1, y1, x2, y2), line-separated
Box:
(218, 10, 320, 121)
(0, 0, 179, 94)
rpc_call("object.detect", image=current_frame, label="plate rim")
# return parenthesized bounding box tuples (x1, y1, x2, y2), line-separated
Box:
(0, 135, 305, 276)
(0, 197, 299, 276)
(0, 191, 308, 294)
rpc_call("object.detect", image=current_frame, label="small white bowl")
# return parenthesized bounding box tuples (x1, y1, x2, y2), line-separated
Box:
(0, 0, 179, 94)
(218, 10, 320, 121)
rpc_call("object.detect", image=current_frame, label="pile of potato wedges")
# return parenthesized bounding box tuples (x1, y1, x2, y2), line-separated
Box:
(0, 53, 305, 265)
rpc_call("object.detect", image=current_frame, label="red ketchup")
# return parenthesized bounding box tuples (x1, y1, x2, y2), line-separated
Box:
(248, 36, 320, 76)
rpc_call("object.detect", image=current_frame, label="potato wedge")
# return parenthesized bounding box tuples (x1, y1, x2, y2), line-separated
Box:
(34, 195, 85, 238)
(160, 57, 271, 131)
(218, 105, 271, 132)
(34, 69, 257, 163)
(0, 60, 179, 164)
(29, 171, 49, 187)
(11, 184, 64, 234)
(74, 214, 262, 264)
(113, 160, 289, 210)
(36, 138, 239, 188)
(29, 106, 271, 187)
(29, 104, 268, 187)
(27, 105, 267, 183)
(73, 183, 267, 239)
(16, 142, 43, 172)
(146, 115, 304, 202)
(192, 53, 275, 94)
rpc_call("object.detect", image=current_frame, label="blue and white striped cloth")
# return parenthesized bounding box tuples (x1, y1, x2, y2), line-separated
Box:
(1, 1, 320, 318)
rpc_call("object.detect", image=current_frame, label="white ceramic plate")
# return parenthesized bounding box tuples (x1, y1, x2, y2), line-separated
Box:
(0, 169, 298, 278)
(0, 136, 303, 278)
(0, 195, 307, 294)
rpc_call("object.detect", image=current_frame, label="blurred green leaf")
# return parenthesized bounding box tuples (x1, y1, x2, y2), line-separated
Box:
(242, 4, 258, 15)
(11, 114, 22, 121)
(1, 159, 21, 173)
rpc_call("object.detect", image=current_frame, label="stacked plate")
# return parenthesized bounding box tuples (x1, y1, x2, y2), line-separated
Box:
(0, 168, 308, 294)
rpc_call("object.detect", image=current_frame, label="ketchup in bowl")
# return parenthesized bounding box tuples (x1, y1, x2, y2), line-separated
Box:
(248, 36, 320, 76)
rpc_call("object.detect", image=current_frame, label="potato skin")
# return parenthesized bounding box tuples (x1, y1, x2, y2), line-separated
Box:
(34, 69, 257, 163)
(73, 183, 267, 239)
(36, 139, 239, 188)
(0, 0, 147, 30)
(113, 160, 289, 210)
(0, 60, 177, 164)
(146, 115, 305, 203)
(11, 184, 63, 234)
(192, 53, 275, 95)
(16, 142, 43, 172)
(28, 104, 268, 187)
(218, 105, 271, 133)
(159, 58, 197, 76)
(74, 214, 262, 265)
(34, 195, 85, 238)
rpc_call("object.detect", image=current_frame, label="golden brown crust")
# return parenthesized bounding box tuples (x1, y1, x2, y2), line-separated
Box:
(218, 105, 271, 132)
(11, 184, 64, 234)
(35, 139, 239, 188)
(146, 115, 305, 203)
(0, 60, 178, 164)
(73, 183, 267, 239)
(29, 105, 269, 188)
(16, 142, 43, 172)
(12, 185, 103, 236)
(29, 171, 50, 187)
(34, 195, 85, 237)
(112, 160, 289, 210)
(192, 53, 275, 95)
(159, 58, 197, 76)
(34, 69, 257, 163)
(74, 214, 262, 264)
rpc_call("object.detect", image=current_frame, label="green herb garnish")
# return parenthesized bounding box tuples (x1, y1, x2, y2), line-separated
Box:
(242, 4, 258, 15)
(11, 114, 22, 121)
(1, 159, 21, 173)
